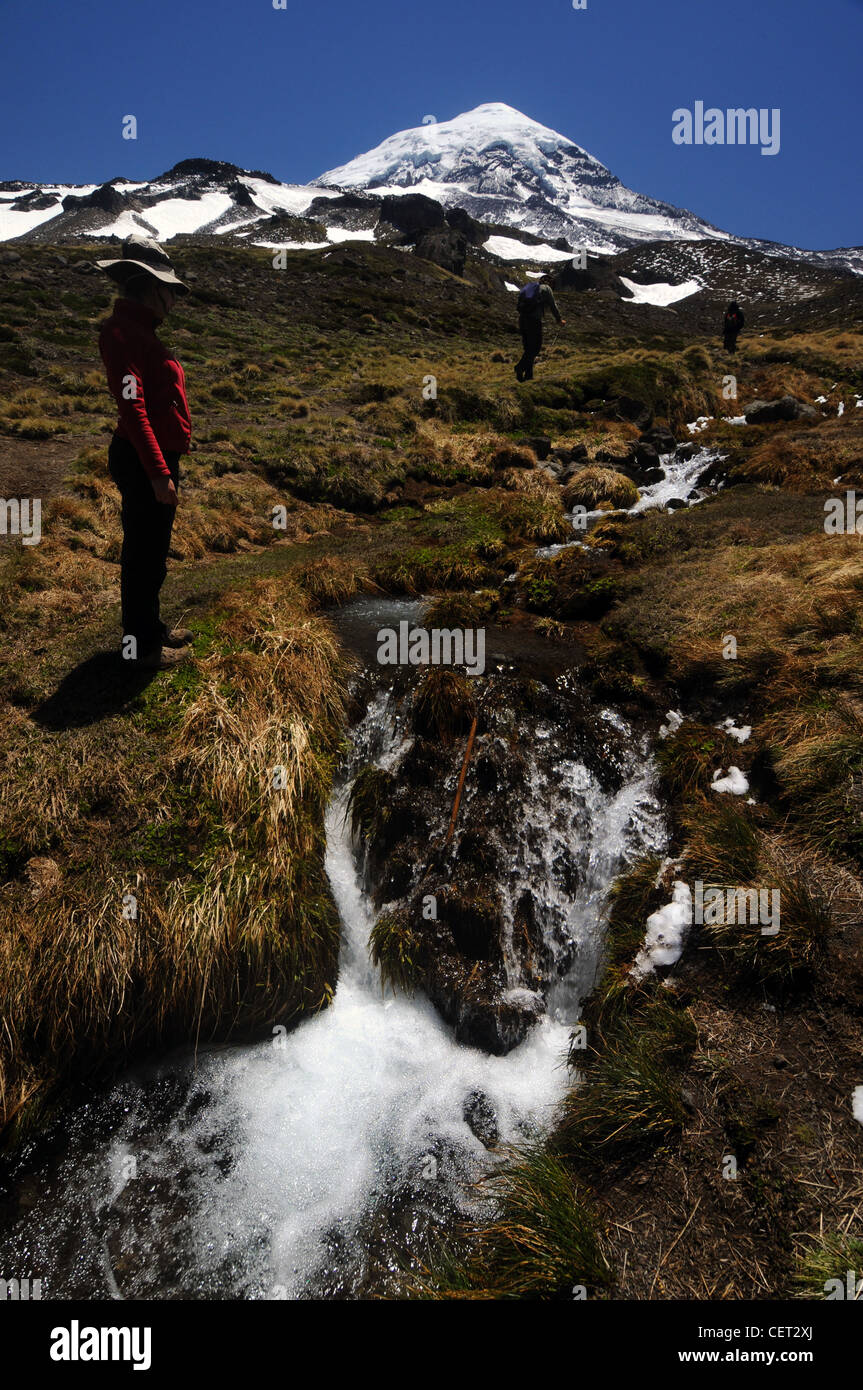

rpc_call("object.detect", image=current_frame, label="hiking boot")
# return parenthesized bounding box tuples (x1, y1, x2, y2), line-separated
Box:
(136, 645, 191, 671)
(514, 364, 524, 382)
(164, 628, 193, 648)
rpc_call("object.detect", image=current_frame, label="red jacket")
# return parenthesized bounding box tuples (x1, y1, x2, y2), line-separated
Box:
(99, 298, 191, 480)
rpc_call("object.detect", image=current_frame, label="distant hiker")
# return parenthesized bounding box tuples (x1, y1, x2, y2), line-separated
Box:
(97, 237, 193, 670)
(515, 273, 565, 382)
(723, 301, 745, 354)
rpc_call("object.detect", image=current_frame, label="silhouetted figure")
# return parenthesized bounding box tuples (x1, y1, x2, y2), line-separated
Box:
(97, 237, 194, 670)
(515, 274, 565, 381)
(723, 301, 745, 354)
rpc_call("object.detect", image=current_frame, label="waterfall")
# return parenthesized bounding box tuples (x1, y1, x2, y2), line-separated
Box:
(0, 694, 665, 1299)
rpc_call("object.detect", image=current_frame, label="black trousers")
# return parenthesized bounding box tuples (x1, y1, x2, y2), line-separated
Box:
(724, 331, 739, 353)
(108, 435, 180, 652)
(517, 320, 543, 380)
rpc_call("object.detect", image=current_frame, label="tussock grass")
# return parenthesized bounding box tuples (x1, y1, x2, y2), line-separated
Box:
(348, 765, 394, 845)
(559, 1000, 697, 1163)
(794, 1233, 863, 1299)
(656, 723, 745, 800)
(369, 908, 422, 994)
(699, 848, 834, 988)
(682, 799, 760, 883)
(0, 580, 350, 1140)
(563, 467, 639, 511)
(412, 669, 477, 741)
(295, 556, 375, 607)
(414, 1148, 612, 1299)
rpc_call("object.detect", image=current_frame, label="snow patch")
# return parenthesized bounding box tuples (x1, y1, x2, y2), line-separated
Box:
(483, 235, 573, 264)
(718, 718, 751, 744)
(659, 710, 684, 740)
(619, 276, 701, 306)
(632, 882, 692, 979)
(711, 767, 749, 795)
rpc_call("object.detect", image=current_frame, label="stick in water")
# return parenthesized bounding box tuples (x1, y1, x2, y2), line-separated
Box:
(446, 716, 478, 844)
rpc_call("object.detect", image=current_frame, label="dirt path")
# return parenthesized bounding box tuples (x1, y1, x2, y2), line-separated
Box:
(0, 430, 104, 502)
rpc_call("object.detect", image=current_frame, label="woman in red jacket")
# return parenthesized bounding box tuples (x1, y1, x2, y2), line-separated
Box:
(97, 236, 193, 670)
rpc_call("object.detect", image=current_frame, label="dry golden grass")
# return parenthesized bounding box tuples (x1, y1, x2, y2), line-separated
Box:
(0, 579, 352, 1139)
(563, 467, 639, 511)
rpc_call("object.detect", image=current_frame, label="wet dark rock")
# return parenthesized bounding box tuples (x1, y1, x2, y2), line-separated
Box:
(743, 395, 818, 423)
(613, 395, 651, 425)
(675, 441, 699, 461)
(517, 435, 552, 461)
(633, 441, 660, 469)
(639, 424, 677, 453)
(455, 828, 502, 875)
(440, 881, 504, 963)
(553, 443, 588, 469)
(462, 1090, 500, 1148)
(473, 749, 500, 792)
(700, 455, 731, 486)
(425, 972, 535, 1055)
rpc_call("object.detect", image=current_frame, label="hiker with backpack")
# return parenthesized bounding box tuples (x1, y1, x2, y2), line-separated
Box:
(515, 273, 565, 381)
(97, 236, 194, 671)
(723, 301, 745, 354)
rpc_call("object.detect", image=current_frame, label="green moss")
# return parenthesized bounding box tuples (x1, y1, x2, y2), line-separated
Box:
(369, 907, 423, 993)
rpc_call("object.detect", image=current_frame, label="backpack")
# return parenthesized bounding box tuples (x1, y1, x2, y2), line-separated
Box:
(518, 282, 542, 315)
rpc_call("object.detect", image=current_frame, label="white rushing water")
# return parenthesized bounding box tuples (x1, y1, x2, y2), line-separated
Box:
(537, 444, 722, 559)
(5, 694, 665, 1299)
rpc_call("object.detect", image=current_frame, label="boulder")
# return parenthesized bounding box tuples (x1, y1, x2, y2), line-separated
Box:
(744, 396, 819, 424)
(413, 227, 467, 277)
(675, 441, 699, 461)
(594, 448, 632, 468)
(380, 192, 446, 237)
(552, 256, 630, 297)
(61, 182, 129, 215)
(639, 424, 677, 453)
(516, 435, 552, 461)
(445, 205, 487, 246)
(614, 395, 651, 425)
(552, 442, 588, 467)
(633, 441, 660, 469)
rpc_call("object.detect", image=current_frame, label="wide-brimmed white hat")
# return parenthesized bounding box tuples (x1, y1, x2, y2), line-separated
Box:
(96, 236, 188, 293)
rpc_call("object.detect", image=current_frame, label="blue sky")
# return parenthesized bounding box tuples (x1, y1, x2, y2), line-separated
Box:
(1, 0, 860, 249)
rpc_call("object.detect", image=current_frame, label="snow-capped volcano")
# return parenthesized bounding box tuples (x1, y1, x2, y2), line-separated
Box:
(1, 104, 859, 278)
(318, 102, 729, 252)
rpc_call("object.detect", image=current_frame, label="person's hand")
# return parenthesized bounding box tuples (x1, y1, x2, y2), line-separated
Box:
(152, 476, 178, 506)
(560, 319, 567, 326)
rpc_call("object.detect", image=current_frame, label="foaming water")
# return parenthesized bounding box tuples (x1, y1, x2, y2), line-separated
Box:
(2, 694, 664, 1299)
(536, 445, 721, 559)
